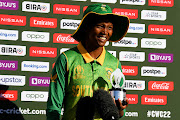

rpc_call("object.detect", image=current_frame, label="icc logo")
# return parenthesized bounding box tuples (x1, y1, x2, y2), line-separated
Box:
(73, 65, 85, 79)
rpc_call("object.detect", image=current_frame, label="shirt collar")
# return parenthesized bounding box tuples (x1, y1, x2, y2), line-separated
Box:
(77, 42, 106, 66)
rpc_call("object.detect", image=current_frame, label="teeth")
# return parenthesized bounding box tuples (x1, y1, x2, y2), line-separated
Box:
(100, 37, 106, 40)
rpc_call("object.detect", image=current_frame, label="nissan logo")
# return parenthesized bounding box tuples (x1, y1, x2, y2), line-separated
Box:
(27, 34, 45, 39)
(145, 41, 162, 45)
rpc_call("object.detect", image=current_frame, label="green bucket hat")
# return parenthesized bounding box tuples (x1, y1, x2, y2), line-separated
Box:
(71, 3, 130, 42)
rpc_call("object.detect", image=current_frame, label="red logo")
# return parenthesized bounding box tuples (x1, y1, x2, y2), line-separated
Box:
(0, 14, 26, 26)
(53, 4, 80, 15)
(52, 62, 55, 69)
(148, 25, 173, 35)
(121, 66, 138, 76)
(83, 6, 88, 12)
(112, 8, 138, 19)
(0, 90, 18, 101)
(30, 17, 57, 28)
(148, 81, 174, 91)
(141, 95, 167, 105)
(148, 0, 174, 7)
(126, 94, 138, 104)
(53, 33, 79, 44)
(29, 47, 57, 58)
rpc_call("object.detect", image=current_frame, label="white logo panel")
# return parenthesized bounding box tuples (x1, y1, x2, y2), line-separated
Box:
(22, 31, 49, 42)
(112, 37, 138, 47)
(21, 91, 48, 102)
(60, 19, 81, 30)
(124, 80, 145, 90)
(120, 0, 146, 5)
(141, 10, 166, 21)
(0, 75, 25, 86)
(0, 29, 18, 41)
(119, 51, 145, 62)
(128, 23, 145, 33)
(141, 66, 167, 77)
(141, 38, 166, 49)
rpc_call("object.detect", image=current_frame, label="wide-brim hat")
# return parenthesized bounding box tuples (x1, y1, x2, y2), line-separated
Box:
(71, 4, 130, 42)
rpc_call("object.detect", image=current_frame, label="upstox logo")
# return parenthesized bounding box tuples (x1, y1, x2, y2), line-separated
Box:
(0, 75, 25, 86)
(119, 51, 145, 62)
(112, 37, 138, 47)
(22, 31, 49, 42)
(128, 23, 145, 33)
(21, 61, 49, 72)
(141, 10, 166, 21)
(141, 66, 167, 77)
(141, 38, 166, 49)
(91, 0, 117, 3)
(60, 19, 81, 30)
(0, 44, 26, 56)
(120, 0, 146, 5)
(124, 80, 145, 90)
(0, 29, 18, 41)
(22, 1, 50, 13)
(21, 91, 48, 102)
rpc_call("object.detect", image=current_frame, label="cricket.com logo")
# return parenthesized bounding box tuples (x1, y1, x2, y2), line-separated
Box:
(0, 29, 18, 41)
(141, 66, 167, 77)
(21, 91, 48, 102)
(141, 10, 166, 21)
(124, 80, 145, 90)
(22, 1, 50, 13)
(141, 38, 166, 49)
(60, 19, 81, 30)
(0, 75, 25, 86)
(22, 31, 49, 42)
(120, 0, 146, 5)
(112, 37, 138, 47)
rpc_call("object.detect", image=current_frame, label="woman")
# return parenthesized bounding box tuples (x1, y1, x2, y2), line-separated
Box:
(47, 3, 130, 120)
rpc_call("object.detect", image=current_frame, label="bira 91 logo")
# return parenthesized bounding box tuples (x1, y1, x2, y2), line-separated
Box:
(112, 37, 138, 47)
(0, 14, 26, 26)
(120, 0, 146, 5)
(121, 65, 138, 76)
(148, 81, 174, 91)
(53, 33, 79, 44)
(141, 95, 167, 105)
(148, 24, 173, 35)
(0, 90, 18, 101)
(124, 80, 145, 90)
(29, 76, 50, 87)
(29, 46, 57, 58)
(30, 17, 57, 28)
(0, 60, 18, 71)
(21, 91, 48, 102)
(148, 0, 174, 7)
(113, 8, 138, 19)
(0, 0, 19, 10)
(53, 4, 80, 15)
(141, 66, 167, 77)
(148, 53, 173, 63)
(60, 19, 81, 30)
(126, 94, 138, 104)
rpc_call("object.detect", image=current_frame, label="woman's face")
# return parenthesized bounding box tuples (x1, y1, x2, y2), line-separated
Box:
(86, 20, 113, 48)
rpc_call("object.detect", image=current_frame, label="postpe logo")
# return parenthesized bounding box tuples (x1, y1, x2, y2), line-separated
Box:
(148, 53, 173, 63)
(112, 37, 138, 47)
(53, 33, 78, 44)
(120, 51, 145, 62)
(29, 76, 50, 87)
(148, 24, 173, 35)
(121, 65, 138, 76)
(0, 90, 18, 101)
(141, 95, 167, 105)
(148, 0, 174, 7)
(141, 38, 166, 49)
(30, 17, 57, 28)
(0, 75, 25, 86)
(0, 29, 18, 41)
(60, 19, 81, 30)
(126, 94, 138, 104)
(124, 80, 145, 90)
(53, 4, 80, 15)
(128, 23, 145, 33)
(148, 81, 174, 91)
(0, 0, 19, 10)
(113, 8, 138, 19)
(120, 0, 146, 5)
(22, 1, 50, 13)
(141, 10, 166, 21)
(22, 31, 49, 42)
(21, 91, 48, 102)
(141, 66, 167, 77)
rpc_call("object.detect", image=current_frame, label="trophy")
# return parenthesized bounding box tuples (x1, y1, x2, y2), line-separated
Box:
(109, 68, 127, 105)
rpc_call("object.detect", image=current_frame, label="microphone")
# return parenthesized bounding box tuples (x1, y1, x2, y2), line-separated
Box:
(93, 89, 120, 120)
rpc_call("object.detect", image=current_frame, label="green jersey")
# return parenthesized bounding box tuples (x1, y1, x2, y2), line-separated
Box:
(47, 42, 125, 120)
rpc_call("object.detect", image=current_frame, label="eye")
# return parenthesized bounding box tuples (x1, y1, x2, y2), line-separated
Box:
(96, 25, 104, 29)
(108, 26, 113, 30)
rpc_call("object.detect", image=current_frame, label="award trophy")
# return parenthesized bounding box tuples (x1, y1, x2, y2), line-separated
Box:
(109, 68, 127, 105)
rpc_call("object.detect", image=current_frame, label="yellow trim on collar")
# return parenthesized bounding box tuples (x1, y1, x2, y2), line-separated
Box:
(77, 42, 106, 65)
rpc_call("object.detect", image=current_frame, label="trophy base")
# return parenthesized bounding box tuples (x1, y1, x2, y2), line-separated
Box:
(109, 88, 126, 104)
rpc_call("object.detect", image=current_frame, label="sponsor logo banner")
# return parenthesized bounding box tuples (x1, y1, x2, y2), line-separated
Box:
(53, 33, 78, 44)
(148, 24, 173, 35)
(148, 53, 173, 63)
(148, 0, 174, 7)
(72, 0, 86, 1)
(0, 90, 18, 101)
(53, 4, 80, 15)
(141, 10, 166, 21)
(0, 14, 26, 26)
(30, 17, 57, 28)
(124, 80, 145, 90)
(91, 0, 117, 3)
(127, 94, 138, 104)
(29, 47, 57, 58)
(0, 0, 19, 10)
(112, 37, 138, 47)
(21, 91, 48, 102)
(113, 8, 138, 19)
(122, 65, 138, 76)
(148, 81, 174, 91)
(29, 76, 50, 87)
(0, 44, 26, 56)
(21, 61, 49, 72)
(107, 50, 116, 57)
(141, 38, 166, 49)
(0, 60, 18, 71)
(0, 29, 18, 41)
(22, 31, 49, 42)
(128, 23, 145, 33)
(141, 95, 167, 105)
(0, 75, 25, 86)
(120, 0, 146, 5)
(60, 48, 70, 54)
(119, 51, 145, 62)
(141, 66, 167, 77)
(22, 1, 50, 13)
(60, 19, 81, 30)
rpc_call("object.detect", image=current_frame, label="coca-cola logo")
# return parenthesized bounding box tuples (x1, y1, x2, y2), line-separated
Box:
(53, 33, 78, 44)
(152, 82, 169, 89)
(148, 81, 174, 91)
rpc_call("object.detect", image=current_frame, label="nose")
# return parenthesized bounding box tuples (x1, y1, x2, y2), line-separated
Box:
(101, 27, 109, 35)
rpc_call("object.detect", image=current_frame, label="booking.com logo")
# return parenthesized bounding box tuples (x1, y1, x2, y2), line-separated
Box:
(23, 64, 47, 69)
